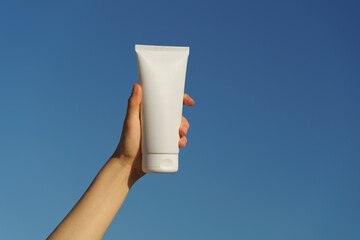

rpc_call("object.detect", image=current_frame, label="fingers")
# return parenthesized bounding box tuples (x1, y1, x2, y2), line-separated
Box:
(179, 95, 193, 148)
(179, 136, 187, 148)
(125, 83, 142, 122)
(179, 116, 190, 137)
(179, 117, 190, 148)
(183, 93, 195, 106)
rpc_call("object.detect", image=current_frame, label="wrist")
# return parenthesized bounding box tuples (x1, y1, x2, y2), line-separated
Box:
(107, 156, 143, 188)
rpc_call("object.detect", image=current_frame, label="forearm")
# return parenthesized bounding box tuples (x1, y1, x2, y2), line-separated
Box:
(47, 157, 137, 240)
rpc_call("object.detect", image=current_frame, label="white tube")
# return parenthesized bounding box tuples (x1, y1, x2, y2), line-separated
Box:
(135, 44, 190, 173)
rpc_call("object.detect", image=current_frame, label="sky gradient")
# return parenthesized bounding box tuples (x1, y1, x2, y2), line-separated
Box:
(0, 0, 359, 239)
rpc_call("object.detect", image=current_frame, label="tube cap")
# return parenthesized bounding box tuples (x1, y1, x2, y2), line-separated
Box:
(142, 154, 179, 173)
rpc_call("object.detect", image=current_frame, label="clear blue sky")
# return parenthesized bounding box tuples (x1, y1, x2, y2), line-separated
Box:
(1, 0, 359, 239)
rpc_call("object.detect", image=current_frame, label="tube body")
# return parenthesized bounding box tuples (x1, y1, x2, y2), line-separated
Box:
(135, 44, 189, 173)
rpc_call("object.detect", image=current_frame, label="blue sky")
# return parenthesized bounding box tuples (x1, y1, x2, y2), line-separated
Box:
(0, 0, 359, 239)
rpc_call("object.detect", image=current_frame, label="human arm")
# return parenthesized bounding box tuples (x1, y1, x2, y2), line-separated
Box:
(47, 83, 194, 240)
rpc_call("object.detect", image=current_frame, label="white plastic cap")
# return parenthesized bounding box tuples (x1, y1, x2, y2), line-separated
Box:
(142, 154, 179, 173)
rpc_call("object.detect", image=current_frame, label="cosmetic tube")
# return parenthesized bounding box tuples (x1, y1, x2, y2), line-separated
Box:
(135, 44, 190, 173)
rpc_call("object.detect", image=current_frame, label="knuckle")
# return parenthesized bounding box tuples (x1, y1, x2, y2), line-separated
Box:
(128, 96, 136, 106)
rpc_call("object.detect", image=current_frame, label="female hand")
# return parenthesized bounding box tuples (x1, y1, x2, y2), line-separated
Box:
(112, 83, 195, 183)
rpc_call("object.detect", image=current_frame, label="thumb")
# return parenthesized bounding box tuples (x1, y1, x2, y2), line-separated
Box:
(125, 83, 142, 122)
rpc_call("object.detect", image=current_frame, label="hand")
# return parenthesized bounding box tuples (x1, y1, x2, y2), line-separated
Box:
(112, 83, 195, 183)
(47, 83, 193, 240)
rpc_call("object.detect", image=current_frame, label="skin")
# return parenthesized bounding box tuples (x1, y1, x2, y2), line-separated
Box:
(47, 83, 195, 240)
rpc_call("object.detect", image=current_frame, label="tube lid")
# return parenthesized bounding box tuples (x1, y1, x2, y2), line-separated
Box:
(142, 154, 179, 173)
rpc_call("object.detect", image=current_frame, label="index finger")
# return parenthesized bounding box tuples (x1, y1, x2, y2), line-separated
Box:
(183, 93, 195, 106)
